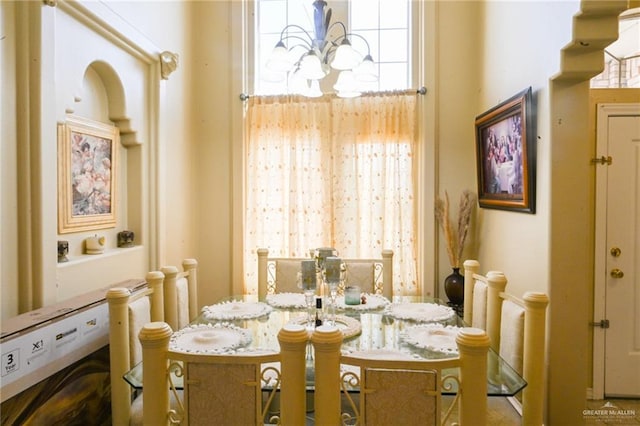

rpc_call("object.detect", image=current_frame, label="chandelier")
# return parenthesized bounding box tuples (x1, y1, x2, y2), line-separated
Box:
(265, 0, 378, 98)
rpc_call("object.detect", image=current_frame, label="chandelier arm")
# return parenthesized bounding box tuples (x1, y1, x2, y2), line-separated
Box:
(279, 24, 315, 44)
(323, 32, 373, 65)
(326, 21, 348, 41)
(344, 32, 372, 55)
(280, 35, 313, 51)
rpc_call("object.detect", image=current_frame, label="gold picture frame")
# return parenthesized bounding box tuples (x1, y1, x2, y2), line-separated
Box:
(58, 116, 118, 234)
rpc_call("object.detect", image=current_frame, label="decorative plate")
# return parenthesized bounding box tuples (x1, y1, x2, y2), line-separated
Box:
(201, 300, 273, 320)
(384, 302, 455, 323)
(265, 292, 307, 309)
(335, 293, 390, 311)
(169, 323, 252, 354)
(400, 324, 462, 355)
(289, 314, 362, 339)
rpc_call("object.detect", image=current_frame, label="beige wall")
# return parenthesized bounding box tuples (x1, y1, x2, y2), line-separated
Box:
(189, 1, 240, 305)
(431, 1, 482, 297)
(472, 0, 579, 298)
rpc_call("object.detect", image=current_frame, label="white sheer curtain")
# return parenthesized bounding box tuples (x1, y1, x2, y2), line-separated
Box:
(244, 92, 418, 295)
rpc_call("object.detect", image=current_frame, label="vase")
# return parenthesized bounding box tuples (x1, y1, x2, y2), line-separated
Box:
(444, 267, 464, 305)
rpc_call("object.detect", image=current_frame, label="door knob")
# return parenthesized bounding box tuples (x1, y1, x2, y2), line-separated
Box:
(610, 269, 624, 279)
(610, 247, 621, 257)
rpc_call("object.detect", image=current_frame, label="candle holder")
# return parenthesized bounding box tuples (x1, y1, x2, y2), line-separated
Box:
(85, 234, 105, 255)
(323, 256, 343, 326)
(117, 230, 135, 248)
(345, 286, 362, 306)
(298, 260, 318, 328)
(314, 247, 338, 270)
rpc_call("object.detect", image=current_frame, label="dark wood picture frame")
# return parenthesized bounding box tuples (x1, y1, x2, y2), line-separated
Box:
(475, 87, 535, 213)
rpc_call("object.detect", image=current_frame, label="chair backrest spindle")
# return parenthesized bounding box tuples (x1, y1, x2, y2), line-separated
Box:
(462, 259, 549, 426)
(107, 271, 165, 426)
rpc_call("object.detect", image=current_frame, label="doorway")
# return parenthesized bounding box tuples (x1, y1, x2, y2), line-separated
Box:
(593, 102, 640, 398)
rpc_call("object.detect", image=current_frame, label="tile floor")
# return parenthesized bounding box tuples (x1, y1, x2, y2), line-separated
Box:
(583, 398, 640, 425)
(303, 396, 640, 425)
(441, 396, 640, 425)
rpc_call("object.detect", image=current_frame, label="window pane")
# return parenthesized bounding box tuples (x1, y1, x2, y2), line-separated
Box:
(351, 0, 378, 30)
(288, 0, 314, 34)
(352, 29, 378, 60)
(259, 1, 287, 34)
(379, 63, 407, 91)
(379, 0, 407, 29)
(379, 29, 407, 63)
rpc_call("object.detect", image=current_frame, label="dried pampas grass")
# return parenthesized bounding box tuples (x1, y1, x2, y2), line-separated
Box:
(435, 190, 476, 268)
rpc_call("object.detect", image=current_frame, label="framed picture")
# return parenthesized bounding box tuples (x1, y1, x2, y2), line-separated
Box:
(475, 87, 535, 213)
(58, 116, 119, 233)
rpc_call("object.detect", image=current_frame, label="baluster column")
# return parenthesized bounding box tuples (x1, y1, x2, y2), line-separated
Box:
(139, 321, 173, 426)
(106, 288, 132, 426)
(311, 325, 343, 426)
(456, 328, 490, 426)
(462, 259, 480, 324)
(523, 292, 549, 426)
(277, 324, 309, 425)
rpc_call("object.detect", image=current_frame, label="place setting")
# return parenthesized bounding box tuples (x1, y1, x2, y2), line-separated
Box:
(400, 323, 463, 357)
(384, 301, 456, 323)
(169, 323, 253, 354)
(265, 292, 308, 309)
(201, 299, 273, 321)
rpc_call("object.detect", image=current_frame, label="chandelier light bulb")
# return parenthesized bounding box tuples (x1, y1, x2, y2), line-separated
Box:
(307, 80, 324, 98)
(266, 41, 294, 72)
(354, 54, 378, 82)
(299, 50, 327, 80)
(334, 70, 361, 98)
(264, 1, 376, 97)
(331, 39, 362, 71)
(289, 71, 310, 95)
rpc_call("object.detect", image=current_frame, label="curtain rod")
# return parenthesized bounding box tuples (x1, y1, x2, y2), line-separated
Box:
(239, 86, 426, 101)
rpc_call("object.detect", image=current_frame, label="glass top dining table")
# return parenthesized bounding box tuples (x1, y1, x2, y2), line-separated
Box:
(124, 294, 526, 396)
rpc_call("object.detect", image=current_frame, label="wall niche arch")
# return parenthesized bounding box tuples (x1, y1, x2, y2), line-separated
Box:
(60, 61, 146, 261)
(56, 59, 148, 301)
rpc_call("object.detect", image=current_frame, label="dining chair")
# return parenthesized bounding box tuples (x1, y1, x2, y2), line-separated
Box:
(311, 326, 491, 426)
(342, 250, 393, 300)
(138, 322, 309, 426)
(161, 258, 199, 331)
(257, 249, 313, 297)
(257, 248, 394, 299)
(106, 272, 164, 426)
(462, 259, 550, 426)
